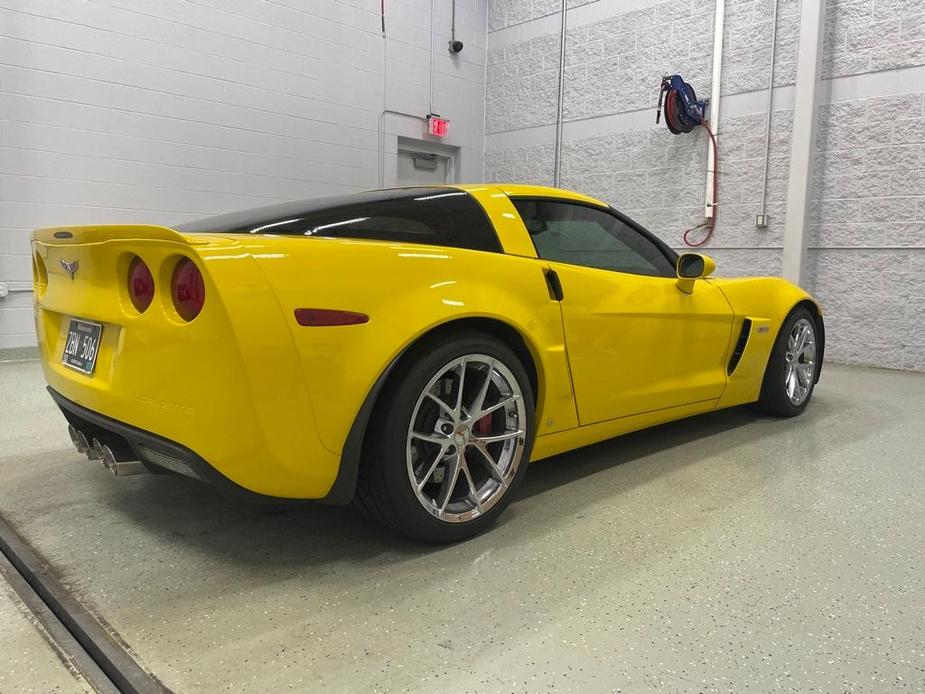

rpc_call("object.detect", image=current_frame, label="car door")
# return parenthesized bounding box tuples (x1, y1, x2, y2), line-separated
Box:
(510, 198, 734, 426)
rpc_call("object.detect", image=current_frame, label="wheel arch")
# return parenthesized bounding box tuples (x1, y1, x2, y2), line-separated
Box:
(395, 317, 540, 398)
(328, 316, 542, 505)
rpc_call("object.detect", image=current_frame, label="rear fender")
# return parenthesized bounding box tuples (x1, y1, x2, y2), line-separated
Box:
(250, 237, 579, 457)
(33, 226, 338, 499)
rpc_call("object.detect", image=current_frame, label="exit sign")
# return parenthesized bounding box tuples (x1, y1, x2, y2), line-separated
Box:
(427, 115, 449, 138)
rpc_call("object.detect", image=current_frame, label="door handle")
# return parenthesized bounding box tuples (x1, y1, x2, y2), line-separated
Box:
(544, 269, 564, 301)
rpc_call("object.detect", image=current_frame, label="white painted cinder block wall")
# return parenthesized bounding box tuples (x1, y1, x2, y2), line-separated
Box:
(0, 0, 487, 349)
(485, 0, 925, 371)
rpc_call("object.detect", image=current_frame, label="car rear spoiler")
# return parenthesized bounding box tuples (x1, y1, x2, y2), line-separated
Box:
(32, 224, 213, 246)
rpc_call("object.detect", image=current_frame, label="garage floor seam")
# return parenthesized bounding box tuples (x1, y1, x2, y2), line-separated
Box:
(0, 514, 168, 694)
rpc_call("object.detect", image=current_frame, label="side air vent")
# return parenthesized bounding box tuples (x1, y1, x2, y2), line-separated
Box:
(727, 318, 752, 375)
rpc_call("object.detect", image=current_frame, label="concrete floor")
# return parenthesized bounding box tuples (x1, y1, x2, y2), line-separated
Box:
(0, 571, 91, 693)
(0, 359, 923, 693)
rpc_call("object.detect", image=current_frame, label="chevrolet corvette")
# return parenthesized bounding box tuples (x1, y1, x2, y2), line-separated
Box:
(32, 184, 823, 542)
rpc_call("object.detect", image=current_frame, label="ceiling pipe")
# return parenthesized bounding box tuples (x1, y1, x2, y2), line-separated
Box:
(429, 0, 436, 114)
(705, 0, 725, 220)
(376, 0, 429, 188)
(758, 0, 781, 223)
(552, 0, 568, 187)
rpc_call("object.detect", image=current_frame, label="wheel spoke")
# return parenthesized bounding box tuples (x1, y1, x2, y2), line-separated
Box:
(473, 429, 524, 445)
(470, 441, 508, 488)
(472, 360, 494, 417)
(424, 391, 456, 419)
(454, 359, 468, 416)
(460, 463, 483, 513)
(786, 367, 797, 399)
(411, 431, 451, 445)
(478, 394, 520, 418)
(796, 327, 808, 354)
(437, 455, 461, 513)
(415, 442, 450, 490)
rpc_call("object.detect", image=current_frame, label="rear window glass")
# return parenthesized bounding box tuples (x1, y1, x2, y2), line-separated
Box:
(176, 188, 501, 253)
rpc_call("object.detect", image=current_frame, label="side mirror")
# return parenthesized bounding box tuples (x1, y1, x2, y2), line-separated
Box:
(676, 253, 716, 294)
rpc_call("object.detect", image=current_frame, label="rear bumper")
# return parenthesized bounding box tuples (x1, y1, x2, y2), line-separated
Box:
(49, 387, 354, 505)
(34, 232, 349, 501)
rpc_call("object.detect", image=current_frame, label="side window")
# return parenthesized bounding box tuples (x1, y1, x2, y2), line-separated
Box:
(512, 199, 676, 278)
(180, 189, 502, 253)
(297, 197, 497, 249)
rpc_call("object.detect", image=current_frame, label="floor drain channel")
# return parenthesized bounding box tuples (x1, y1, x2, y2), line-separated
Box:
(0, 514, 168, 694)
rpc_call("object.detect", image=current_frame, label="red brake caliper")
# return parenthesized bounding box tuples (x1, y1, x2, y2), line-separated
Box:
(473, 414, 492, 435)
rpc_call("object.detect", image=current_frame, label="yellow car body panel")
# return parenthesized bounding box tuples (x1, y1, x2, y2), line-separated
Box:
(33, 227, 339, 498)
(547, 261, 734, 425)
(248, 236, 580, 455)
(709, 276, 824, 409)
(31, 185, 822, 502)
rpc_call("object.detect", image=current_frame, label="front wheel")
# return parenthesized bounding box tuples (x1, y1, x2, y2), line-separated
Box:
(756, 307, 820, 417)
(354, 332, 535, 542)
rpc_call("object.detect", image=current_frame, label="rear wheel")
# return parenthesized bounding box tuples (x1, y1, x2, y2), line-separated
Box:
(756, 307, 819, 417)
(354, 333, 534, 542)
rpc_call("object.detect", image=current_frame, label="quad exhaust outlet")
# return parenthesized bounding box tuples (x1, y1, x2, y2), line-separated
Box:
(68, 427, 147, 476)
(91, 438, 146, 476)
(68, 424, 88, 454)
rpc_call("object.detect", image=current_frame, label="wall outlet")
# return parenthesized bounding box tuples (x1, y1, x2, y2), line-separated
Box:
(0, 282, 8, 298)
(755, 214, 768, 229)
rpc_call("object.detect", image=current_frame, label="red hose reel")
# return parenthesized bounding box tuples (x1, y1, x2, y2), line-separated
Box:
(656, 75, 719, 247)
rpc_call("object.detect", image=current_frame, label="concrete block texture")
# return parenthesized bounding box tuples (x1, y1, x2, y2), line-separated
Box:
(824, 0, 925, 77)
(486, 0, 925, 132)
(485, 0, 925, 370)
(488, 0, 919, 132)
(486, 91, 925, 370)
(806, 90, 925, 370)
(805, 249, 925, 370)
(486, 33, 563, 133)
(489, 0, 925, 80)
(487, 106, 793, 251)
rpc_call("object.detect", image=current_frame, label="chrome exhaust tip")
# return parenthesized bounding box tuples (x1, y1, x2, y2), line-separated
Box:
(93, 440, 146, 476)
(68, 425, 88, 454)
(79, 432, 95, 459)
(92, 439, 108, 468)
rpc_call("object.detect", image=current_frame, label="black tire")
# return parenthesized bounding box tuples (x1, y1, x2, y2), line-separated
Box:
(353, 331, 535, 543)
(755, 307, 819, 417)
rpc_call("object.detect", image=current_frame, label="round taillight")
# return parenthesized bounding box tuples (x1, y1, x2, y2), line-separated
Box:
(171, 258, 205, 322)
(128, 256, 155, 313)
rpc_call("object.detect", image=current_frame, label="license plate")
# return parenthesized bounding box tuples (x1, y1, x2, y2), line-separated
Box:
(62, 319, 102, 375)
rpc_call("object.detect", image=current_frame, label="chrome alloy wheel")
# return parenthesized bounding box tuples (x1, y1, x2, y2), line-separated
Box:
(784, 318, 816, 406)
(406, 354, 527, 523)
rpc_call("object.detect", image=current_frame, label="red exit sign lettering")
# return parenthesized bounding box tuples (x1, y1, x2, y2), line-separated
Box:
(428, 115, 449, 138)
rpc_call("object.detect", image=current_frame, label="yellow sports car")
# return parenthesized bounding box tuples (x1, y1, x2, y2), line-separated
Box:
(32, 184, 823, 542)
